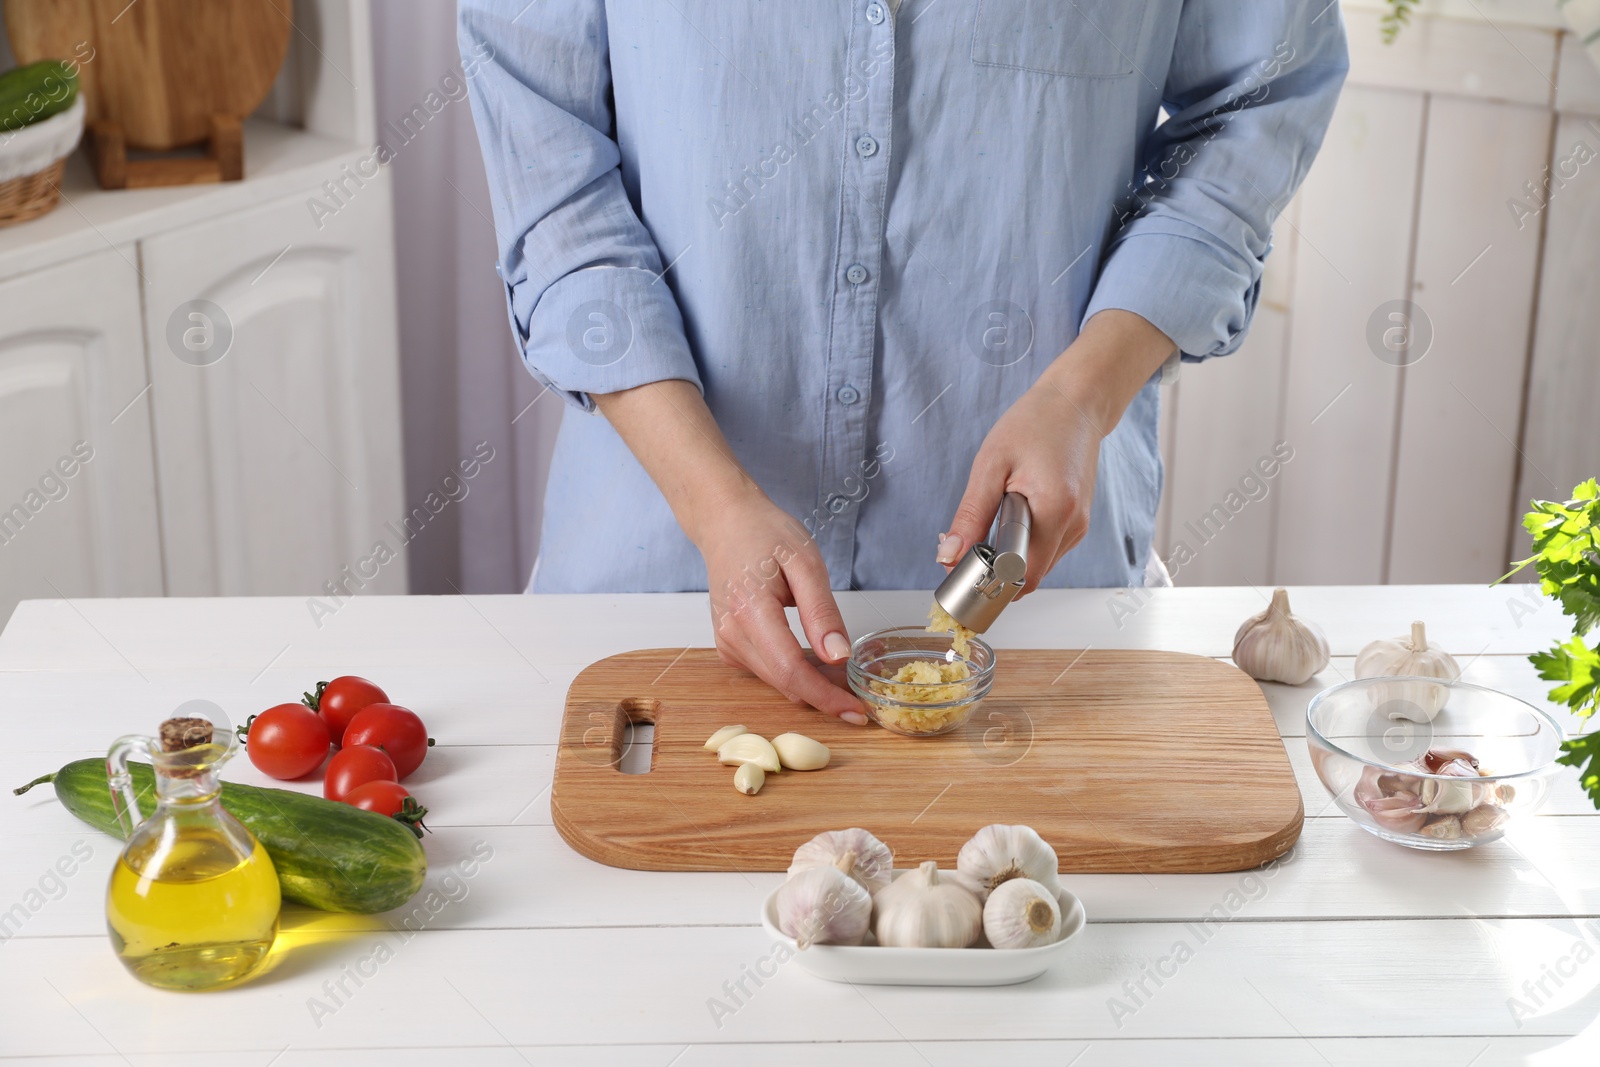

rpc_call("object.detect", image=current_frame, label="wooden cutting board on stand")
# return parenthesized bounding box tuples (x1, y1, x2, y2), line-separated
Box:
(553, 649, 1304, 874)
(3, 0, 292, 187)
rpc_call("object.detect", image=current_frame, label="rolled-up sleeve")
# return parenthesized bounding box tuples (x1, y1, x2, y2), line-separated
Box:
(1083, 1, 1349, 361)
(459, 0, 701, 410)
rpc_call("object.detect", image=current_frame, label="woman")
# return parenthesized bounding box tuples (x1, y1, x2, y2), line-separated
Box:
(460, 0, 1347, 722)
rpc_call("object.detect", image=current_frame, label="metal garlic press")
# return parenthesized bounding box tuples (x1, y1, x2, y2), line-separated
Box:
(934, 492, 1032, 633)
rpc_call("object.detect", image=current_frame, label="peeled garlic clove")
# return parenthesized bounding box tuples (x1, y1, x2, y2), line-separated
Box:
(982, 877, 1062, 950)
(1231, 588, 1330, 685)
(957, 824, 1062, 901)
(718, 733, 780, 773)
(734, 762, 765, 795)
(1462, 804, 1508, 837)
(771, 732, 830, 771)
(788, 828, 894, 895)
(774, 851, 871, 949)
(872, 860, 983, 949)
(704, 724, 748, 752)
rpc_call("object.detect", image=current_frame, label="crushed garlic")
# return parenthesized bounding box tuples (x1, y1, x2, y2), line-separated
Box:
(927, 601, 975, 658)
(863, 602, 980, 734)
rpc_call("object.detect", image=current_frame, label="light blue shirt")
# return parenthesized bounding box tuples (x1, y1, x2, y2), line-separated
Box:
(460, 1, 1347, 593)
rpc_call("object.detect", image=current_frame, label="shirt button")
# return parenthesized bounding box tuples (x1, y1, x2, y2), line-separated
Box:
(826, 495, 849, 514)
(845, 263, 869, 285)
(866, 2, 885, 24)
(856, 134, 879, 158)
(838, 384, 861, 405)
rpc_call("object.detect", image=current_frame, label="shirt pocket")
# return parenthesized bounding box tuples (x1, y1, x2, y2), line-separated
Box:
(970, 0, 1150, 78)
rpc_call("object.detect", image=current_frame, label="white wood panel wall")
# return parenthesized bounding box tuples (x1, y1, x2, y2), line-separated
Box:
(1158, 5, 1597, 586)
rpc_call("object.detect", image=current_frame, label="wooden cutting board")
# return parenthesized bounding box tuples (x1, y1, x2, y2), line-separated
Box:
(553, 649, 1303, 874)
(3, 0, 291, 150)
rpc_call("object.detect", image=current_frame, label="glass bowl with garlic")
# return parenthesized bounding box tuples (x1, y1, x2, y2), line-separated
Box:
(1306, 677, 1565, 850)
(847, 625, 995, 737)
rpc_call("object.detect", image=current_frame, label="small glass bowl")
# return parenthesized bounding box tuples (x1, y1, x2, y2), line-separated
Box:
(1306, 676, 1565, 850)
(846, 625, 995, 738)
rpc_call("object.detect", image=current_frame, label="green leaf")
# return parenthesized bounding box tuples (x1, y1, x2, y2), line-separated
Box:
(1514, 481, 1600, 633)
(1557, 732, 1600, 809)
(1381, 0, 1421, 44)
(1530, 635, 1600, 719)
(1513, 478, 1600, 811)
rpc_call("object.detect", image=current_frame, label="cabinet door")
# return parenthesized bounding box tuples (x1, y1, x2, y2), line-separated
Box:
(0, 247, 164, 621)
(141, 177, 405, 596)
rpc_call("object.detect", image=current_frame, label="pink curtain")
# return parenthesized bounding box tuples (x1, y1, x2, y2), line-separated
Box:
(371, 0, 560, 594)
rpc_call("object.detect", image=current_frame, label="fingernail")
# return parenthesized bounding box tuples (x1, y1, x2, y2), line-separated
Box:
(823, 631, 850, 662)
(936, 534, 961, 564)
(842, 711, 869, 726)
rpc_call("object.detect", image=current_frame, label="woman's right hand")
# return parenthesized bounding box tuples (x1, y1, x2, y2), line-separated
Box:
(691, 487, 868, 724)
(593, 379, 865, 723)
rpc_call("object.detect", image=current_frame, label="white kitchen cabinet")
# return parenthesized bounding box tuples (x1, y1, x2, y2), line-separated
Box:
(1157, 6, 1596, 586)
(0, 0, 402, 622)
(0, 248, 164, 613)
(141, 187, 404, 597)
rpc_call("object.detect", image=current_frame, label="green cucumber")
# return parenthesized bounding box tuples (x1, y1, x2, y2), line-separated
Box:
(15, 759, 426, 915)
(0, 60, 80, 133)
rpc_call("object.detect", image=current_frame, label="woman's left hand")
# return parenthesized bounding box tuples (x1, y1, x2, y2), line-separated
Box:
(936, 309, 1176, 595)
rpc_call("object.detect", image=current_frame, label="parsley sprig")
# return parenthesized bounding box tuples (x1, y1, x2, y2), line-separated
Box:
(1499, 479, 1600, 806)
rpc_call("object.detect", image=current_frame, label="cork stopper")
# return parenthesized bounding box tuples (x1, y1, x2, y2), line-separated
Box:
(157, 718, 216, 778)
(160, 717, 214, 752)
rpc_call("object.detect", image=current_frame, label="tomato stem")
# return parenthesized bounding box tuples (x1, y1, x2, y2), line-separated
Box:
(301, 680, 329, 711)
(392, 797, 431, 839)
(234, 714, 258, 745)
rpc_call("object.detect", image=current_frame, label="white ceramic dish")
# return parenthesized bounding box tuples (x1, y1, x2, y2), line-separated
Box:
(760, 875, 1087, 986)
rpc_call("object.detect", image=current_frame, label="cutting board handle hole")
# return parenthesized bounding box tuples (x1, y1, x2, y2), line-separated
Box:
(617, 698, 660, 775)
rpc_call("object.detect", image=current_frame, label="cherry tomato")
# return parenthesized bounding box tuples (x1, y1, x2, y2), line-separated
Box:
(237, 704, 330, 780)
(323, 744, 397, 802)
(343, 704, 434, 779)
(302, 675, 389, 745)
(343, 780, 430, 837)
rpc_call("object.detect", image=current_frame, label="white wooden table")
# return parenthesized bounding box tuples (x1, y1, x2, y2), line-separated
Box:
(2, 585, 1596, 1064)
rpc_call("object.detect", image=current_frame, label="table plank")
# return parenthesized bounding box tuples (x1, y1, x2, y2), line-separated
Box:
(0, 585, 1575, 674)
(8, 814, 1600, 945)
(0, 1037, 1575, 1067)
(2, 920, 1597, 1056)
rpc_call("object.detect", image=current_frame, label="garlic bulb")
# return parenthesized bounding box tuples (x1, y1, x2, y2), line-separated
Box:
(788, 828, 894, 895)
(1232, 588, 1329, 685)
(872, 861, 983, 949)
(774, 851, 871, 949)
(982, 877, 1061, 950)
(956, 824, 1062, 901)
(1355, 621, 1461, 722)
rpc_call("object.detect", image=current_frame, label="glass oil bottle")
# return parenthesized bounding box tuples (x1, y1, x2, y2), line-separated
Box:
(105, 716, 280, 991)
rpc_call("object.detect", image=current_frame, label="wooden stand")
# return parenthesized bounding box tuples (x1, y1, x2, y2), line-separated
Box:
(86, 114, 243, 190)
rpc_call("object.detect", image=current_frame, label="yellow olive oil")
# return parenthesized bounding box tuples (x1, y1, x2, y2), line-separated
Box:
(106, 828, 280, 991)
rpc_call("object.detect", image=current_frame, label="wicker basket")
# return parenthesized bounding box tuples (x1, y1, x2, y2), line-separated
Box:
(0, 95, 85, 228)
(0, 156, 67, 226)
